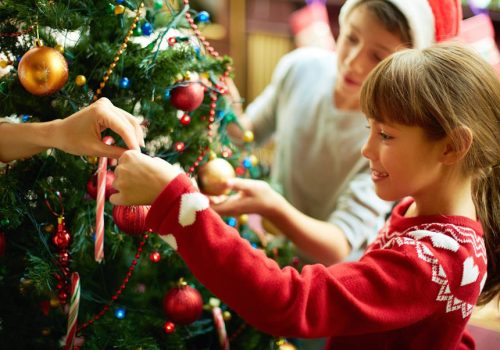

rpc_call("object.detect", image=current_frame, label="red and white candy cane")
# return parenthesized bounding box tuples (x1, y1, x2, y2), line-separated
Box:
(65, 272, 80, 350)
(212, 306, 229, 350)
(95, 136, 115, 262)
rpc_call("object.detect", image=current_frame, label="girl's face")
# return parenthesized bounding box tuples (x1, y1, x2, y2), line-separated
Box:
(335, 5, 408, 100)
(361, 119, 448, 203)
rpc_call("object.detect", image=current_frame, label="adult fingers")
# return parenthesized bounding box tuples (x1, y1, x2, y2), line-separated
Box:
(114, 106, 145, 148)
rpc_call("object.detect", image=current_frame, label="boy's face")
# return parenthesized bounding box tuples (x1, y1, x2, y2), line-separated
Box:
(335, 5, 408, 100)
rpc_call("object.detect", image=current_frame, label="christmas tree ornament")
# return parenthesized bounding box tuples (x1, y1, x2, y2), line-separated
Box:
(278, 342, 298, 350)
(180, 113, 191, 125)
(95, 136, 115, 262)
(0, 231, 5, 256)
(65, 272, 80, 350)
(212, 305, 229, 350)
(222, 310, 231, 321)
(195, 11, 210, 24)
(86, 170, 116, 200)
(243, 130, 254, 143)
(163, 321, 176, 334)
(54, 44, 64, 54)
(163, 279, 203, 325)
(114, 4, 125, 15)
(18, 41, 68, 96)
(75, 75, 86, 86)
(141, 22, 153, 36)
(119, 77, 130, 89)
(174, 141, 185, 152)
(170, 83, 205, 111)
(149, 251, 161, 263)
(112, 205, 151, 236)
(197, 158, 235, 196)
(114, 307, 126, 319)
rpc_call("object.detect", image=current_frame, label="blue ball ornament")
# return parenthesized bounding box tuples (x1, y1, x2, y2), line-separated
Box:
(119, 77, 130, 89)
(163, 88, 171, 101)
(226, 217, 238, 227)
(196, 11, 210, 23)
(115, 0, 124, 4)
(21, 114, 30, 122)
(114, 307, 126, 319)
(141, 22, 153, 36)
(242, 158, 252, 169)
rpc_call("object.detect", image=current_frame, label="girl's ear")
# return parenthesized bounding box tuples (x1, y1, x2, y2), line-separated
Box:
(440, 127, 473, 165)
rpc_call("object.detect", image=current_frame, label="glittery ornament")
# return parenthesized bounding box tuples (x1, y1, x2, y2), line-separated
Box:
(112, 205, 151, 236)
(18, 43, 68, 96)
(170, 83, 205, 111)
(163, 280, 203, 325)
(197, 158, 235, 196)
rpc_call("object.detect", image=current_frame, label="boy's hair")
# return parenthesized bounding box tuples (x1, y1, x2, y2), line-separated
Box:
(340, 0, 462, 49)
(347, 0, 412, 47)
(360, 42, 500, 305)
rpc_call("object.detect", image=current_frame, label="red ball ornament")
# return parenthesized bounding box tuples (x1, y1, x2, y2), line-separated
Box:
(150, 251, 161, 263)
(163, 321, 176, 334)
(112, 205, 151, 236)
(0, 231, 5, 256)
(170, 83, 205, 111)
(162, 282, 203, 325)
(86, 170, 117, 200)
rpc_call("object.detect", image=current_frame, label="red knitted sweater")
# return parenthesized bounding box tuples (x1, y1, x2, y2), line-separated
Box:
(146, 174, 486, 349)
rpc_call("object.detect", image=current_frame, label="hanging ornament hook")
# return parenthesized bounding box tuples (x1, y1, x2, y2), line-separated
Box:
(44, 190, 64, 218)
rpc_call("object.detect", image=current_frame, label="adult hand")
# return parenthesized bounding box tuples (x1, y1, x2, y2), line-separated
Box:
(110, 150, 181, 205)
(53, 98, 144, 158)
(210, 178, 283, 217)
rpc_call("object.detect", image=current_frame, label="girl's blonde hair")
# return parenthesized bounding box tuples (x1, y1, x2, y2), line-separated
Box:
(360, 42, 500, 305)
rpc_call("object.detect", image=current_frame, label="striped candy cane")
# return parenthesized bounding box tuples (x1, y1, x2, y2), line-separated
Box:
(65, 272, 80, 350)
(95, 136, 114, 262)
(212, 306, 229, 350)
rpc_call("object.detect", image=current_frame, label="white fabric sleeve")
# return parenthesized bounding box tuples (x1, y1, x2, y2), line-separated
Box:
(245, 49, 304, 145)
(328, 172, 394, 261)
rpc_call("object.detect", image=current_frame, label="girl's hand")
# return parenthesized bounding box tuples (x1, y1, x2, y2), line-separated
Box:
(110, 150, 181, 205)
(210, 178, 283, 217)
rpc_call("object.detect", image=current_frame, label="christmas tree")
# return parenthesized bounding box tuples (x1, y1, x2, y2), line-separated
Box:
(0, 1, 297, 349)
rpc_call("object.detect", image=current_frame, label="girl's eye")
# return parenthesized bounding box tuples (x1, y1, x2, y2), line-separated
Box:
(379, 131, 393, 140)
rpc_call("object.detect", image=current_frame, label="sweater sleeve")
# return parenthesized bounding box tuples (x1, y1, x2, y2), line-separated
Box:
(146, 174, 441, 338)
(245, 49, 308, 145)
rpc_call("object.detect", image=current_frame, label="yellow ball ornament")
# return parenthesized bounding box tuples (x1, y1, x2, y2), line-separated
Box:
(54, 44, 64, 54)
(197, 158, 236, 196)
(114, 5, 125, 15)
(238, 214, 249, 225)
(243, 130, 254, 143)
(278, 343, 297, 350)
(18, 43, 68, 96)
(75, 75, 87, 86)
(0, 60, 9, 68)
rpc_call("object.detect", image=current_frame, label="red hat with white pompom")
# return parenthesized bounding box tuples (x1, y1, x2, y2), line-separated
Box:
(339, 0, 462, 49)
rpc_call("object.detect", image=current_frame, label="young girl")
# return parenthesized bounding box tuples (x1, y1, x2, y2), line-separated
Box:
(111, 43, 499, 349)
(223, 0, 462, 265)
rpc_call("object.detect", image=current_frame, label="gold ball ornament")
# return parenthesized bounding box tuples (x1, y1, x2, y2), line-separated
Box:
(114, 4, 126, 15)
(75, 75, 87, 86)
(243, 130, 254, 143)
(197, 158, 236, 196)
(18, 44, 68, 96)
(278, 343, 297, 350)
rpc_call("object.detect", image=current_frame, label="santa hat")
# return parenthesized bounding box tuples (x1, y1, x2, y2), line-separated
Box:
(339, 0, 462, 49)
